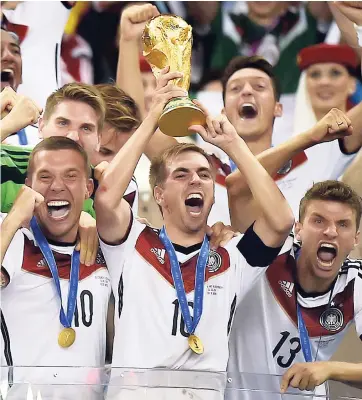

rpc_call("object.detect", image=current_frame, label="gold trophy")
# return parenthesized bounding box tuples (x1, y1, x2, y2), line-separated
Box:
(142, 15, 206, 137)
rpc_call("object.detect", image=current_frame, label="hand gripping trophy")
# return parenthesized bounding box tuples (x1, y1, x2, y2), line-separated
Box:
(142, 15, 206, 137)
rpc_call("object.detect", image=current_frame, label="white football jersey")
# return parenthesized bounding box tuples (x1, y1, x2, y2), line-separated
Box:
(0, 228, 111, 400)
(100, 218, 293, 373)
(227, 245, 362, 400)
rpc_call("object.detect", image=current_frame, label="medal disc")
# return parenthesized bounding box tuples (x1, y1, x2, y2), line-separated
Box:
(58, 328, 76, 348)
(188, 334, 204, 354)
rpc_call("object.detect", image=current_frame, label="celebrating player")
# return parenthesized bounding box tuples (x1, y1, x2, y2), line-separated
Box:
(116, 4, 362, 228)
(223, 53, 362, 225)
(228, 180, 362, 399)
(94, 64, 293, 388)
(0, 137, 111, 400)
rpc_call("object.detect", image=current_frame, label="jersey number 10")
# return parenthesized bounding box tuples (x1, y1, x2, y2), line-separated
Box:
(74, 290, 94, 328)
(171, 299, 194, 337)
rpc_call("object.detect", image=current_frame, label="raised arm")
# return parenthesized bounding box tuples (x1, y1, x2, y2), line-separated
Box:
(329, 2, 362, 57)
(226, 108, 353, 231)
(190, 107, 294, 248)
(95, 70, 187, 244)
(116, 3, 177, 159)
(117, 3, 158, 118)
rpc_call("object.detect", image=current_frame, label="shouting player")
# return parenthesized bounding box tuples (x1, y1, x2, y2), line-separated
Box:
(228, 180, 362, 399)
(94, 65, 293, 399)
(116, 4, 362, 228)
(0, 137, 111, 400)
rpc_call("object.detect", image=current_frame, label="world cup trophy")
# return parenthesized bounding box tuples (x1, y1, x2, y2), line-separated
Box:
(142, 15, 206, 137)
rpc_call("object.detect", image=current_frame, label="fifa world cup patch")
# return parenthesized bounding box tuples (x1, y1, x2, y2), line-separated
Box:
(207, 251, 222, 273)
(319, 307, 344, 332)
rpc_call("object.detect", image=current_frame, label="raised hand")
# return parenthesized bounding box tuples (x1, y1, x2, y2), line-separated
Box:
(1, 87, 17, 118)
(94, 161, 109, 183)
(308, 107, 353, 144)
(189, 100, 239, 151)
(147, 66, 187, 123)
(334, 2, 362, 25)
(1, 91, 42, 140)
(10, 186, 44, 228)
(120, 3, 159, 42)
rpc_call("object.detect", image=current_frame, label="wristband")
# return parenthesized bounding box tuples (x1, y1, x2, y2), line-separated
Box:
(355, 24, 362, 47)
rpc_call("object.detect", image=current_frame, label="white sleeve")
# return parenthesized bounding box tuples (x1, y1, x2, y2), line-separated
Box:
(1, 229, 25, 285)
(306, 140, 357, 182)
(99, 217, 145, 283)
(354, 272, 362, 340)
(326, 140, 358, 180)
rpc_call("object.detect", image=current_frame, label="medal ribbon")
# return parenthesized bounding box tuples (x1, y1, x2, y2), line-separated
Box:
(296, 303, 313, 362)
(295, 247, 335, 362)
(229, 158, 237, 173)
(30, 216, 80, 329)
(159, 226, 209, 336)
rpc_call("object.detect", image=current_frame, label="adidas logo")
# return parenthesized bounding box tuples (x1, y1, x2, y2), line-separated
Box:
(37, 258, 48, 268)
(151, 248, 165, 264)
(279, 280, 294, 297)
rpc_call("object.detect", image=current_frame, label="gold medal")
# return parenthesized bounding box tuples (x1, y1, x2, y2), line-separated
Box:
(188, 334, 204, 355)
(58, 328, 76, 348)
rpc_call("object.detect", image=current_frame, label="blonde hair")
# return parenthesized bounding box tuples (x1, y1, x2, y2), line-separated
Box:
(43, 83, 106, 132)
(96, 84, 141, 133)
(149, 143, 213, 193)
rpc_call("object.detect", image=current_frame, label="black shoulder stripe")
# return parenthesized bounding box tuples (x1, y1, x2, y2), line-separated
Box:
(341, 265, 362, 272)
(341, 259, 362, 270)
(0, 310, 13, 367)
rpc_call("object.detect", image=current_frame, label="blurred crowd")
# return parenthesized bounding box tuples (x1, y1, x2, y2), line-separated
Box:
(1, 1, 362, 399)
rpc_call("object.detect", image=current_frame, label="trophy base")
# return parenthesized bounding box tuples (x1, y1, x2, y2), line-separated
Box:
(159, 97, 206, 137)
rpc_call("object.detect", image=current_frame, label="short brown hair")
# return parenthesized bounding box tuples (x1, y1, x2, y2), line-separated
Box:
(221, 55, 281, 102)
(43, 83, 106, 132)
(149, 143, 213, 192)
(96, 84, 141, 134)
(27, 136, 91, 178)
(299, 180, 362, 228)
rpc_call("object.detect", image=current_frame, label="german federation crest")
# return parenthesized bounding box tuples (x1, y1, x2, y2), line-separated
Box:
(207, 251, 222, 273)
(320, 308, 343, 332)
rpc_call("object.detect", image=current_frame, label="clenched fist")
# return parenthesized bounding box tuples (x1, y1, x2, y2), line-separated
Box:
(120, 3, 159, 42)
(10, 186, 44, 228)
(308, 107, 353, 144)
(1, 88, 42, 141)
